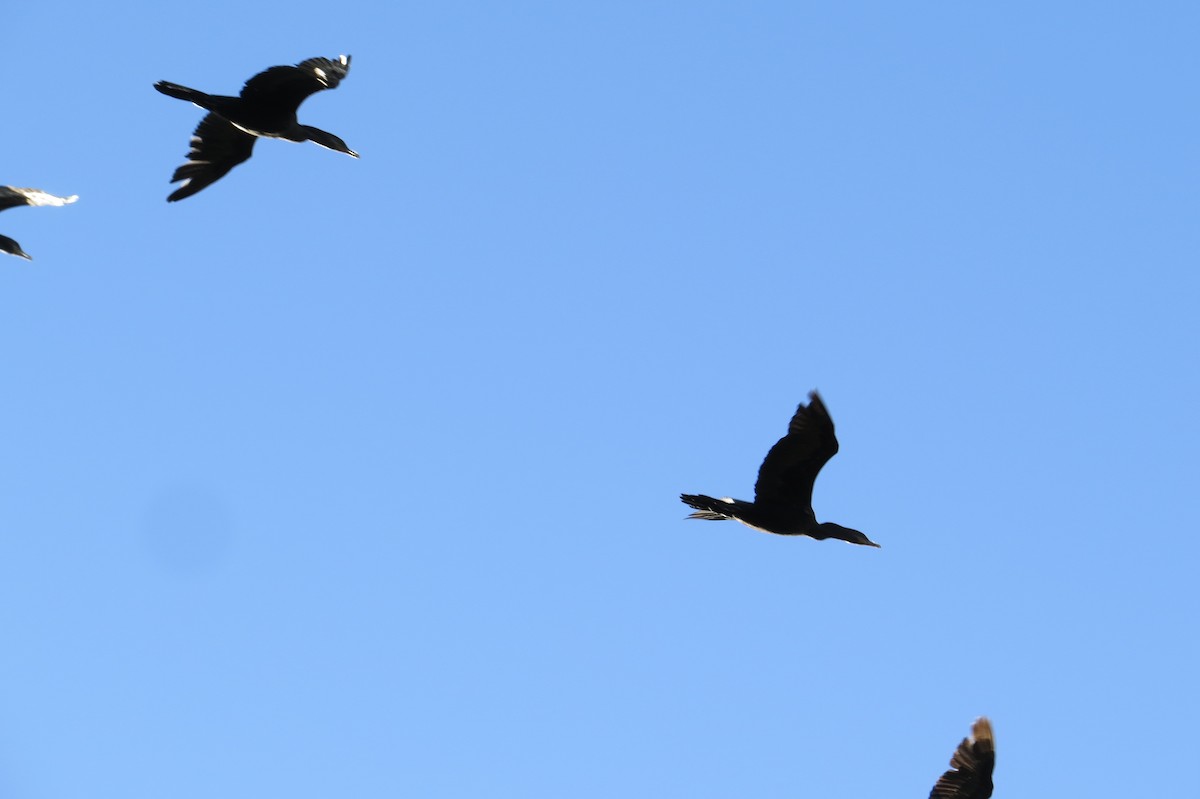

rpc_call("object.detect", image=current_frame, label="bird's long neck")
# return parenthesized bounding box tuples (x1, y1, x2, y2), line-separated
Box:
(816, 522, 880, 547)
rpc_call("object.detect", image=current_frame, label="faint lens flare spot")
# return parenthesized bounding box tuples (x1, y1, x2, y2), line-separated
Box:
(141, 486, 235, 575)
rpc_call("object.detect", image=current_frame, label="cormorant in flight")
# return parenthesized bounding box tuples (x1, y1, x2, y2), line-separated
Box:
(680, 391, 879, 547)
(0, 186, 78, 260)
(155, 55, 358, 201)
(929, 717, 995, 799)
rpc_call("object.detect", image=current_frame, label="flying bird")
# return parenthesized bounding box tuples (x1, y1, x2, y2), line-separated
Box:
(680, 391, 879, 547)
(929, 717, 995, 799)
(155, 54, 358, 201)
(0, 186, 78, 260)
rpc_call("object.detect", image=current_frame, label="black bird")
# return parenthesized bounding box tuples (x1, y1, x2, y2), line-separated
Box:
(680, 391, 879, 547)
(0, 186, 78, 260)
(155, 55, 358, 201)
(929, 717, 995, 799)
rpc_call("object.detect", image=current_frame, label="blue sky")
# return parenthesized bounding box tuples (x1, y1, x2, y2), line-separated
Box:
(2, 2, 1197, 797)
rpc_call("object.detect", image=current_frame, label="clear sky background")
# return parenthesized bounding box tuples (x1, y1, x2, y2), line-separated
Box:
(2, 3, 1197, 797)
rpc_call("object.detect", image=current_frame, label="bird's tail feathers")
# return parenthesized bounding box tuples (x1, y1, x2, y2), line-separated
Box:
(680, 493, 736, 520)
(154, 81, 208, 104)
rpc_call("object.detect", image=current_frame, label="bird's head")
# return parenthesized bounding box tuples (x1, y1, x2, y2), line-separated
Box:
(817, 522, 880, 548)
(300, 125, 360, 158)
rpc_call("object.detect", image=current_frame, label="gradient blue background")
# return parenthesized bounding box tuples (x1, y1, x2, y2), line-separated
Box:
(2, 3, 1197, 797)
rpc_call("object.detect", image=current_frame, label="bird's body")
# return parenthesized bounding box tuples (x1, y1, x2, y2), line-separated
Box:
(0, 186, 78, 260)
(929, 717, 995, 799)
(680, 392, 879, 547)
(154, 55, 357, 201)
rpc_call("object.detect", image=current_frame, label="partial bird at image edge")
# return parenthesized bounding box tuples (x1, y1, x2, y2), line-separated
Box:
(0, 186, 79, 260)
(929, 717, 995, 799)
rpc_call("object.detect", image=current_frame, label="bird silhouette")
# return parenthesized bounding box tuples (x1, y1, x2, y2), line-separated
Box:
(929, 717, 995, 799)
(680, 391, 879, 547)
(155, 55, 358, 201)
(0, 186, 78, 260)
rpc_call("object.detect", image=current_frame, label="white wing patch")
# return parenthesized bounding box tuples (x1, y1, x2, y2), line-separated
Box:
(10, 189, 78, 207)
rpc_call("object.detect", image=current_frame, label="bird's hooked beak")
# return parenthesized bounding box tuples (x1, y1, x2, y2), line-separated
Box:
(823, 523, 880, 548)
(851, 528, 881, 548)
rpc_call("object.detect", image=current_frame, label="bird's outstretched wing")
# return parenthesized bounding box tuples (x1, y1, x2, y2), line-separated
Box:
(0, 186, 79, 212)
(239, 55, 352, 112)
(167, 113, 256, 202)
(929, 718, 995, 799)
(753, 391, 840, 507)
